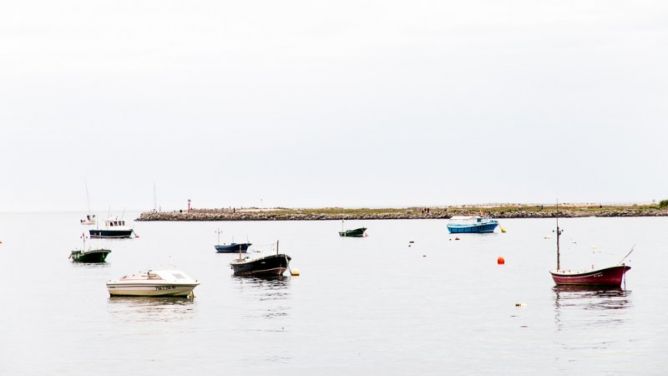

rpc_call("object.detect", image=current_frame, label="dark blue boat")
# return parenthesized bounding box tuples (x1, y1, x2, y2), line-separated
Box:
(215, 243, 252, 253)
(230, 253, 291, 277)
(90, 229, 134, 239)
(446, 216, 499, 233)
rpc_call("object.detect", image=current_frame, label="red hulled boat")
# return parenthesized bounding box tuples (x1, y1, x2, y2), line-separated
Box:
(549, 205, 631, 288)
(550, 265, 631, 287)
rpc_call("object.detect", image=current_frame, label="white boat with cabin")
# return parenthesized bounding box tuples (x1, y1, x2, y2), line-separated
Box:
(89, 217, 135, 239)
(106, 270, 199, 297)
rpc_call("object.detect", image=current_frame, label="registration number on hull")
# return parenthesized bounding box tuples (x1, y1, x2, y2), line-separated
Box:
(156, 285, 176, 291)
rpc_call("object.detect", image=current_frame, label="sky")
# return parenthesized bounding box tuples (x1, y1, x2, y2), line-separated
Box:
(1, 0, 666, 211)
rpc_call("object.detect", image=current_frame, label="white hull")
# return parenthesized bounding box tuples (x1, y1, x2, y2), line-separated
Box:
(107, 283, 197, 297)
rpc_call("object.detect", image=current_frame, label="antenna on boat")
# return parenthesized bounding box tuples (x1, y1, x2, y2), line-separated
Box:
(215, 228, 222, 244)
(618, 244, 636, 265)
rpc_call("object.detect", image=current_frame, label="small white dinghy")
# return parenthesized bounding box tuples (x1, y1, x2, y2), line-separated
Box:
(106, 270, 199, 297)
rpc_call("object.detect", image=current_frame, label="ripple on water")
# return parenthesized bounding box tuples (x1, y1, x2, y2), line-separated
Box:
(107, 297, 197, 323)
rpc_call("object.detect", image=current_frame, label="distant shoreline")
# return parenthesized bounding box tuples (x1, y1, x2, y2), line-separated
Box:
(136, 204, 668, 221)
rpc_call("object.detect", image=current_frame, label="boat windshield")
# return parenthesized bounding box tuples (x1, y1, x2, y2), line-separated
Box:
(147, 272, 163, 280)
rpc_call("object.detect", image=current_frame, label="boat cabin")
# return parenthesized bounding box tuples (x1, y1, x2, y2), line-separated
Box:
(449, 216, 485, 223)
(119, 270, 195, 282)
(105, 218, 127, 228)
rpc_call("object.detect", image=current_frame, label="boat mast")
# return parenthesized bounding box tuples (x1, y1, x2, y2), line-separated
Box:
(153, 182, 157, 212)
(84, 181, 91, 214)
(556, 201, 562, 271)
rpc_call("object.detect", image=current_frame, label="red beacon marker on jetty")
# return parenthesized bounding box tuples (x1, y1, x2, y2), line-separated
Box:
(497, 256, 505, 265)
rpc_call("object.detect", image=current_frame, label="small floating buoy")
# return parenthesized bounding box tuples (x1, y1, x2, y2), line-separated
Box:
(422, 254, 426, 257)
(497, 256, 505, 265)
(409, 240, 414, 244)
(515, 303, 527, 308)
(500, 226, 507, 233)
(455, 237, 460, 241)
(290, 268, 301, 276)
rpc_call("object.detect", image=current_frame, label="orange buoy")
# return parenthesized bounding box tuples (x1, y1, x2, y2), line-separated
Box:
(497, 256, 505, 265)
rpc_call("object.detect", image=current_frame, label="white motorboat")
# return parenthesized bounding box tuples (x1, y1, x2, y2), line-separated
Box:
(106, 270, 199, 297)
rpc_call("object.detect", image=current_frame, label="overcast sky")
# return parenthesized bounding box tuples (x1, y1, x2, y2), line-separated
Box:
(1, 0, 666, 211)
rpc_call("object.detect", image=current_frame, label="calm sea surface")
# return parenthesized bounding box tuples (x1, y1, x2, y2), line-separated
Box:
(0, 212, 666, 375)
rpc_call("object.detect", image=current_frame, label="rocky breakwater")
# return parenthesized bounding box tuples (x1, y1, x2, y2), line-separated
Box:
(137, 204, 668, 221)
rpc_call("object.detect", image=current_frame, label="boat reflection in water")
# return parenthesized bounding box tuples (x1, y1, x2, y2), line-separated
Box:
(233, 276, 291, 321)
(553, 285, 631, 332)
(107, 296, 196, 323)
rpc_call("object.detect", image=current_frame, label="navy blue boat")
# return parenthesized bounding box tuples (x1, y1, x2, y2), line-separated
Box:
(90, 229, 134, 239)
(215, 243, 252, 253)
(230, 253, 291, 277)
(446, 216, 498, 233)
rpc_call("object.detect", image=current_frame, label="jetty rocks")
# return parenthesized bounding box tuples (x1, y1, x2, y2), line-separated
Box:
(137, 204, 668, 221)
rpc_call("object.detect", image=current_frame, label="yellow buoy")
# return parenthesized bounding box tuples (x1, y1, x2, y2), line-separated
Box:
(500, 226, 507, 233)
(290, 268, 301, 276)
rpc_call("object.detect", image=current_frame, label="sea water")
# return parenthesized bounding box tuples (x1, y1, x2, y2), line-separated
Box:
(0, 212, 666, 375)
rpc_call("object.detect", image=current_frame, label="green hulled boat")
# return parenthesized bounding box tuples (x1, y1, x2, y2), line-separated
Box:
(69, 248, 111, 263)
(338, 227, 367, 237)
(70, 234, 111, 263)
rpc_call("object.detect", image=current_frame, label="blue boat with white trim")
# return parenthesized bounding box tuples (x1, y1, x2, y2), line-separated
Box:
(215, 243, 252, 253)
(446, 216, 499, 233)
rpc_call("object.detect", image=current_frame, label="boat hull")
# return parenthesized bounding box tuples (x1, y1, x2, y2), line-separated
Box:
(215, 243, 252, 253)
(339, 227, 367, 237)
(231, 254, 291, 277)
(70, 249, 111, 263)
(447, 223, 498, 233)
(106, 283, 198, 297)
(89, 229, 134, 239)
(550, 265, 631, 287)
